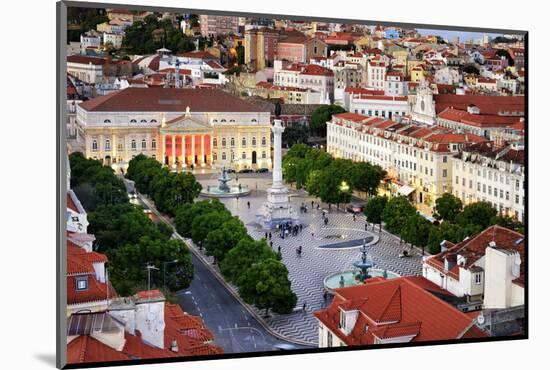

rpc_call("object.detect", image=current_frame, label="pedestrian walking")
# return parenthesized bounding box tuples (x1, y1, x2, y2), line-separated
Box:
(269, 232, 272, 239)
(265, 232, 268, 239)
(278, 246, 281, 253)
(247, 201, 251, 209)
(302, 302, 307, 312)
(353, 214, 356, 222)
(317, 204, 320, 210)
(270, 240, 273, 248)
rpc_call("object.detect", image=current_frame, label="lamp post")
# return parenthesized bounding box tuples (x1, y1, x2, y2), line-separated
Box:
(163, 259, 179, 290)
(145, 263, 159, 291)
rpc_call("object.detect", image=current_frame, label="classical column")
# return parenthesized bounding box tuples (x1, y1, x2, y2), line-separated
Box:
(191, 135, 195, 167)
(272, 119, 284, 188)
(112, 134, 117, 160)
(171, 135, 176, 168)
(161, 135, 165, 165)
(200, 134, 205, 166)
(181, 135, 186, 168)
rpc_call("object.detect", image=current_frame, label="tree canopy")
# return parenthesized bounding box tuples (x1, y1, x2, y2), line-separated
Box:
(434, 192, 463, 222)
(220, 239, 278, 284)
(236, 259, 297, 315)
(309, 105, 346, 137)
(364, 195, 388, 230)
(382, 196, 416, 235)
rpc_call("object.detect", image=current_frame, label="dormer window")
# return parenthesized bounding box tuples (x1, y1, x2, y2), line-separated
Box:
(104, 119, 111, 123)
(251, 119, 257, 123)
(130, 119, 137, 123)
(76, 277, 88, 291)
(474, 273, 482, 284)
(221, 119, 227, 123)
(140, 119, 147, 123)
(151, 119, 157, 123)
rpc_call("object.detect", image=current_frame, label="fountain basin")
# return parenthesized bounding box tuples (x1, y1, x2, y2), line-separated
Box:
(323, 269, 400, 291)
(200, 185, 251, 198)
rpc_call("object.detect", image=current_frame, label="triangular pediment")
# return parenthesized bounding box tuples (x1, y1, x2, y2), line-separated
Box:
(161, 114, 211, 132)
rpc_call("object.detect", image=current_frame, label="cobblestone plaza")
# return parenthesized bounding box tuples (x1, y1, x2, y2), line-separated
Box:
(197, 173, 423, 344)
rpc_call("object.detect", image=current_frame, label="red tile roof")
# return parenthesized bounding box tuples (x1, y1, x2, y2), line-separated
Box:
(67, 56, 107, 66)
(79, 88, 270, 113)
(433, 95, 524, 116)
(67, 301, 222, 364)
(300, 64, 334, 76)
(314, 277, 487, 345)
(179, 51, 218, 60)
(439, 107, 523, 128)
(425, 225, 524, 283)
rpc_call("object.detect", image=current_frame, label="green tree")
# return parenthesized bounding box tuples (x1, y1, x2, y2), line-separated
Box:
(427, 221, 481, 255)
(204, 217, 250, 263)
(190, 210, 232, 246)
(310, 105, 346, 137)
(236, 259, 297, 315)
(126, 154, 163, 195)
(282, 124, 309, 147)
(351, 161, 386, 197)
(434, 192, 463, 222)
(220, 239, 278, 283)
(88, 203, 168, 252)
(490, 215, 524, 234)
(174, 199, 227, 237)
(464, 64, 480, 75)
(401, 213, 433, 254)
(151, 169, 202, 215)
(110, 236, 193, 296)
(457, 201, 497, 230)
(382, 196, 416, 236)
(364, 196, 388, 231)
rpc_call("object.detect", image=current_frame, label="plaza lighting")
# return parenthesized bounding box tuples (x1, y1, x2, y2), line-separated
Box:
(340, 181, 350, 192)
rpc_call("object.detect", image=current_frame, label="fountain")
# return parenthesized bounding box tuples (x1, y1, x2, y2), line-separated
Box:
(323, 239, 400, 291)
(200, 167, 251, 198)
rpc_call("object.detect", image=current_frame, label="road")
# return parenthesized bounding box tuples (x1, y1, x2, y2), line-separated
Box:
(124, 180, 311, 353)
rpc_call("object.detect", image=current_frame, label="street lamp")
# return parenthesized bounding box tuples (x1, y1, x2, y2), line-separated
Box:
(340, 181, 350, 192)
(145, 263, 159, 291)
(163, 259, 179, 290)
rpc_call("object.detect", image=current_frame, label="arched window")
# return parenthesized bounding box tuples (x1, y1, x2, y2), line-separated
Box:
(151, 119, 157, 123)
(230, 137, 235, 147)
(130, 119, 137, 123)
(92, 140, 98, 151)
(151, 139, 156, 149)
(213, 138, 218, 147)
(222, 138, 226, 147)
(104, 119, 111, 123)
(221, 119, 227, 123)
(131, 139, 136, 150)
(213, 152, 217, 161)
(252, 137, 257, 146)
(105, 139, 111, 151)
(140, 119, 147, 123)
(221, 152, 226, 160)
(141, 139, 146, 149)
(117, 139, 123, 151)
(262, 151, 266, 159)
(251, 119, 257, 123)
(242, 137, 247, 147)
(230, 119, 235, 122)
(262, 136, 267, 146)
(242, 152, 246, 159)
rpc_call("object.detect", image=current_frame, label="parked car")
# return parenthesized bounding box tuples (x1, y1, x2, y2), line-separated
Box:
(255, 168, 269, 173)
(346, 203, 365, 213)
(238, 168, 254, 173)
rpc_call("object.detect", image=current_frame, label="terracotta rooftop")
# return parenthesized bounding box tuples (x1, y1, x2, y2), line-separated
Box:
(425, 225, 525, 284)
(433, 95, 524, 116)
(314, 276, 487, 346)
(79, 88, 270, 113)
(67, 55, 107, 66)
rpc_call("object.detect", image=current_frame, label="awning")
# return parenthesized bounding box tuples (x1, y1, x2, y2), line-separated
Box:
(398, 185, 415, 196)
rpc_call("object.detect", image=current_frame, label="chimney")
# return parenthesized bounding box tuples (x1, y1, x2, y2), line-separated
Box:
(134, 290, 166, 349)
(170, 339, 179, 353)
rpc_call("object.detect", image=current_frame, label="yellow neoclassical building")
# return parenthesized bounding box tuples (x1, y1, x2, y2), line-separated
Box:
(75, 87, 273, 171)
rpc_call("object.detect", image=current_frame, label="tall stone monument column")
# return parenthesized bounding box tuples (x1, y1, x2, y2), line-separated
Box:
(256, 108, 299, 229)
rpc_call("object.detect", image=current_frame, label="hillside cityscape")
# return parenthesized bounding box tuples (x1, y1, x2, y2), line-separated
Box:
(64, 7, 526, 365)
